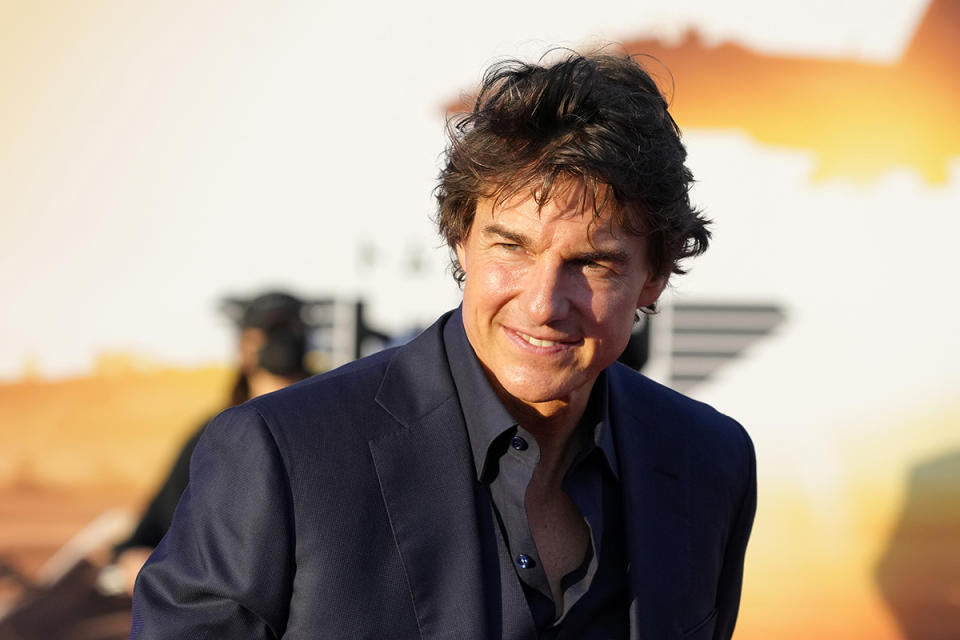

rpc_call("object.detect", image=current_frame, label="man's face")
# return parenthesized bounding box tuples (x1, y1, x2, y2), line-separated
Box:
(456, 183, 666, 414)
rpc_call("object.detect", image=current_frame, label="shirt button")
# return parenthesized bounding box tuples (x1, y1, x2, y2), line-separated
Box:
(515, 554, 536, 569)
(510, 436, 528, 451)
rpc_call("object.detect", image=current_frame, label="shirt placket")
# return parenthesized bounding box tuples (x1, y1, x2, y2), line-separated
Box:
(493, 428, 554, 600)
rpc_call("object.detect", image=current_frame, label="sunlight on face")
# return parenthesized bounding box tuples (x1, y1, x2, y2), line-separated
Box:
(456, 182, 665, 417)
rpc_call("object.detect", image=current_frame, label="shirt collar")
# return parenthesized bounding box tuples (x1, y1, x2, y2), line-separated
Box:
(443, 307, 619, 481)
(592, 372, 620, 479)
(444, 308, 517, 480)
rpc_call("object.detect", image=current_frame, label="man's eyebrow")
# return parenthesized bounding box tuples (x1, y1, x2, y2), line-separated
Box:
(483, 223, 630, 263)
(482, 224, 530, 246)
(571, 249, 631, 264)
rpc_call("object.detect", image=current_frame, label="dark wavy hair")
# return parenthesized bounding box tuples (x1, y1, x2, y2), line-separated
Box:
(435, 50, 710, 284)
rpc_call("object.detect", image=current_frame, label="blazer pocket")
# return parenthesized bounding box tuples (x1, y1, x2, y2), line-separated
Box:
(682, 607, 718, 639)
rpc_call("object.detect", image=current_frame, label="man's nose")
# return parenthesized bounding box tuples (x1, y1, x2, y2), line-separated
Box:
(520, 259, 571, 325)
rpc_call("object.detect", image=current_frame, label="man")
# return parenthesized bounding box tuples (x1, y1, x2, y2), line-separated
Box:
(130, 51, 755, 639)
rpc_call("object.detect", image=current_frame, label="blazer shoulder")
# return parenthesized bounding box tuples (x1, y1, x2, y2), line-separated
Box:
(247, 309, 454, 428)
(231, 312, 456, 457)
(264, 346, 398, 406)
(249, 346, 396, 419)
(608, 362, 754, 471)
(610, 362, 745, 428)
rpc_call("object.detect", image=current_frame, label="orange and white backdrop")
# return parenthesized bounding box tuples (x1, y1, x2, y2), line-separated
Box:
(1, 1, 958, 637)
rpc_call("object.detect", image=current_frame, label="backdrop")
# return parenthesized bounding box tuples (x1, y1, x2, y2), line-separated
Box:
(1, 1, 958, 637)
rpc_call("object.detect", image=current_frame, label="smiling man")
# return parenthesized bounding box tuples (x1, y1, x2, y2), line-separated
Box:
(457, 189, 663, 420)
(130, 51, 756, 640)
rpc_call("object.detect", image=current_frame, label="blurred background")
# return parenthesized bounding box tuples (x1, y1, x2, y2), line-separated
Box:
(1, 0, 958, 637)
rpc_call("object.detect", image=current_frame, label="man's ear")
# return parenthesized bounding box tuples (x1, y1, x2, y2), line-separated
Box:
(636, 274, 668, 309)
(455, 243, 467, 275)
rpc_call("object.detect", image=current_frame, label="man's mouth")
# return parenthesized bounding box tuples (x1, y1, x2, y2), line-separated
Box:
(515, 330, 559, 348)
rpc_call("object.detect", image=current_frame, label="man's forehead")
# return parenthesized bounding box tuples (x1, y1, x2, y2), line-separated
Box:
(477, 187, 636, 242)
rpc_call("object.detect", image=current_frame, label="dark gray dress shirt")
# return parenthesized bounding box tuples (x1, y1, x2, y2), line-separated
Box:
(444, 309, 629, 639)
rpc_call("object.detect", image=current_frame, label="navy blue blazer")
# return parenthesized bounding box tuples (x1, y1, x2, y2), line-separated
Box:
(130, 311, 755, 639)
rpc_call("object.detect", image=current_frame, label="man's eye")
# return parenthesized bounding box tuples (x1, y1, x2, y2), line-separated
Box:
(497, 243, 521, 252)
(576, 259, 607, 271)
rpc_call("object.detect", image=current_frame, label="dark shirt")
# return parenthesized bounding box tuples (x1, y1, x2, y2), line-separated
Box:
(444, 309, 629, 639)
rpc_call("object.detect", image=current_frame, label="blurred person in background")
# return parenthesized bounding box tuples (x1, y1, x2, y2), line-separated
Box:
(0, 291, 313, 640)
(109, 290, 313, 592)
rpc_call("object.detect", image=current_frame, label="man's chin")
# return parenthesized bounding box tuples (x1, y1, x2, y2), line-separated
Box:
(497, 376, 591, 409)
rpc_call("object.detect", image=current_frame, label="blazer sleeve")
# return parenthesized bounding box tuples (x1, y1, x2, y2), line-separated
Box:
(713, 427, 757, 640)
(129, 404, 295, 639)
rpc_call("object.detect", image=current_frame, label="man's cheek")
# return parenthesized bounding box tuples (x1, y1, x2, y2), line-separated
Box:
(479, 264, 518, 297)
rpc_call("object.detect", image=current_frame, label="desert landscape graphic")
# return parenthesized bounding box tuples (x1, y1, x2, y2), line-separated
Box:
(620, 0, 960, 183)
(447, 0, 959, 184)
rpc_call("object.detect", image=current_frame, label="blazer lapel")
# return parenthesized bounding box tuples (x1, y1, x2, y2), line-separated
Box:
(369, 317, 494, 640)
(609, 367, 690, 640)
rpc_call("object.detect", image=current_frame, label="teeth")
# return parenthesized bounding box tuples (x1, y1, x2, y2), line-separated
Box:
(517, 331, 557, 347)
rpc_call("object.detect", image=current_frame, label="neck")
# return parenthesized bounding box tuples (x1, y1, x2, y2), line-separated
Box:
(498, 385, 594, 480)
(247, 370, 297, 399)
